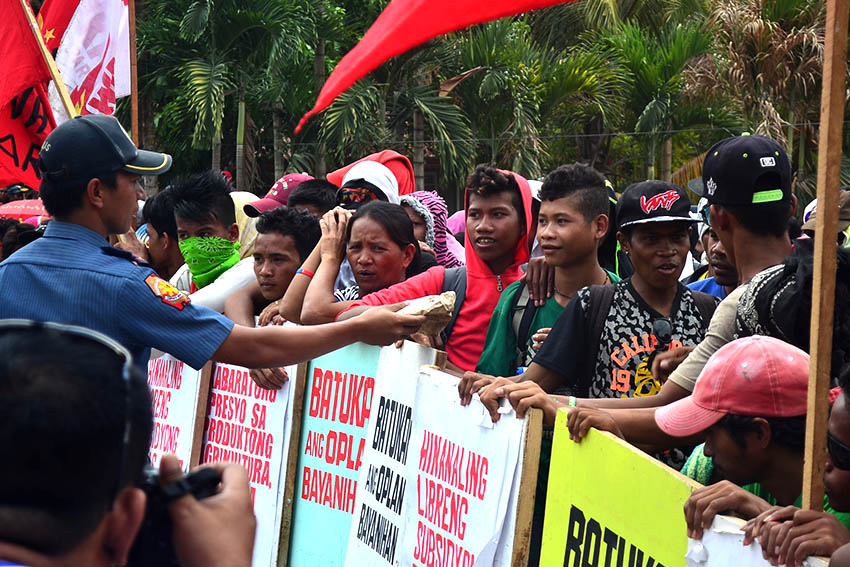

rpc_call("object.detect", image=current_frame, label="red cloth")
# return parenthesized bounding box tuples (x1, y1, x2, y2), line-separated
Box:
(0, 84, 56, 188)
(295, 0, 571, 133)
(327, 150, 415, 196)
(0, 0, 51, 110)
(354, 171, 534, 371)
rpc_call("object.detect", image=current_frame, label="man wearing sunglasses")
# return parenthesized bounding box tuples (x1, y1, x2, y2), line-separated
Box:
(654, 336, 850, 565)
(0, 116, 426, 378)
(0, 321, 256, 566)
(741, 380, 850, 567)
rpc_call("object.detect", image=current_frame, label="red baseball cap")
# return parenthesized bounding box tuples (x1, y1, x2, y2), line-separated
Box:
(244, 173, 314, 217)
(655, 336, 809, 437)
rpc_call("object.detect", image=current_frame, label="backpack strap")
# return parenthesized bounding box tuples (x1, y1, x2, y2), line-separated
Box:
(440, 266, 467, 344)
(578, 284, 617, 396)
(690, 289, 719, 326)
(510, 282, 538, 366)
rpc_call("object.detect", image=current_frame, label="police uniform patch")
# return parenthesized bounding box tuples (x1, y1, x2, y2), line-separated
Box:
(145, 274, 190, 310)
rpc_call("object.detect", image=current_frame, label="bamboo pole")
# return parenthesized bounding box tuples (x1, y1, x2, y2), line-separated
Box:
(18, 0, 76, 119)
(802, 0, 848, 511)
(129, 0, 139, 145)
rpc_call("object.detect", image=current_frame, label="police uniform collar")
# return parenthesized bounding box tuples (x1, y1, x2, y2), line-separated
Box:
(44, 221, 110, 247)
(101, 246, 151, 267)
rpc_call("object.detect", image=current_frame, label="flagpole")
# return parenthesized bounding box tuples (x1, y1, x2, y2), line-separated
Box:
(18, 0, 76, 119)
(802, 0, 849, 511)
(128, 0, 139, 145)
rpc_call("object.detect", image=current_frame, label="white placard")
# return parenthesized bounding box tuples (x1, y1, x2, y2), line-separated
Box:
(201, 362, 295, 567)
(346, 362, 525, 567)
(147, 354, 205, 470)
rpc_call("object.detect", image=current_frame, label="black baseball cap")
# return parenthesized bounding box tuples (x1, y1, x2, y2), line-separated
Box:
(702, 134, 791, 206)
(39, 115, 172, 182)
(616, 180, 696, 230)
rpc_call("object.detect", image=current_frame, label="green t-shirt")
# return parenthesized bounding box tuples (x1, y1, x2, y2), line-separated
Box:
(475, 271, 620, 377)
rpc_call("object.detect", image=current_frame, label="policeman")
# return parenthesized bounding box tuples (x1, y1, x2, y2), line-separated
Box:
(0, 115, 424, 375)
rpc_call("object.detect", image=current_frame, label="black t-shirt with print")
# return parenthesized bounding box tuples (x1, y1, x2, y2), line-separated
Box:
(533, 279, 717, 469)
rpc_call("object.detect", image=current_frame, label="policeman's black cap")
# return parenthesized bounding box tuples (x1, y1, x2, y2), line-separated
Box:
(702, 134, 791, 207)
(39, 115, 172, 182)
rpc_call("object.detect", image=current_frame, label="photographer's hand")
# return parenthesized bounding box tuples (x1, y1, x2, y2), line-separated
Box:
(159, 454, 256, 567)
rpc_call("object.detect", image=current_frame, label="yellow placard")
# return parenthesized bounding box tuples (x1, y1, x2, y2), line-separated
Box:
(540, 409, 701, 567)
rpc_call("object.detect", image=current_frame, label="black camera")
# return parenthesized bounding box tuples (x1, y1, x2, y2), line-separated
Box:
(128, 465, 221, 566)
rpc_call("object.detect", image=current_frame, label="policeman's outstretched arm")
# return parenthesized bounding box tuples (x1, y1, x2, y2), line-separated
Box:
(213, 303, 425, 368)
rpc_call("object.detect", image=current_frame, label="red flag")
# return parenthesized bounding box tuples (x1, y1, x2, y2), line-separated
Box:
(38, 0, 131, 123)
(0, 84, 56, 188)
(0, 0, 51, 110)
(37, 0, 80, 52)
(295, 0, 571, 133)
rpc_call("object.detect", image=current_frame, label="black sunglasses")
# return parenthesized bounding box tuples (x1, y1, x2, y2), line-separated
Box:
(0, 319, 134, 500)
(653, 317, 674, 347)
(828, 432, 850, 471)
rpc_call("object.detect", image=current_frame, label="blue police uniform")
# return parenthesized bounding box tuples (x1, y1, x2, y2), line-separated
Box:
(0, 221, 234, 370)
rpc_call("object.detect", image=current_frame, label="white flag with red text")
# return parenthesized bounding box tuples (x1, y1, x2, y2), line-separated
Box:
(46, 0, 130, 123)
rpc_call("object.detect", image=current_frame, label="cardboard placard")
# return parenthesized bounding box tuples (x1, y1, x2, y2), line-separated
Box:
(345, 362, 540, 567)
(686, 516, 828, 567)
(283, 342, 441, 567)
(540, 408, 701, 567)
(200, 362, 297, 567)
(147, 354, 212, 470)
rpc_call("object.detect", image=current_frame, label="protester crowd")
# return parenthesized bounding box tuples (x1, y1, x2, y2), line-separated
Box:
(1, 114, 849, 566)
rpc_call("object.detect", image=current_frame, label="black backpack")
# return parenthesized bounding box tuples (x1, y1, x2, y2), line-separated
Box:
(439, 266, 467, 345)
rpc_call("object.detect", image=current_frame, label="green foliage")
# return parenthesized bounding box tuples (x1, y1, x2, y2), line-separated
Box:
(133, 0, 843, 204)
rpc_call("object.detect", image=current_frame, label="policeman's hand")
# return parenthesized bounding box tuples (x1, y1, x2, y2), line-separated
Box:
(650, 345, 694, 384)
(750, 509, 850, 567)
(356, 303, 426, 346)
(159, 454, 255, 567)
(250, 367, 288, 390)
(566, 407, 623, 443)
(522, 257, 554, 306)
(458, 371, 500, 406)
(531, 327, 551, 351)
(479, 379, 559, 425)
(684, 480, 771, 540)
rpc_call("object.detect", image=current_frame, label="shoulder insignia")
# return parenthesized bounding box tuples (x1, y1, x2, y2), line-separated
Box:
(145, 273, 190, 310)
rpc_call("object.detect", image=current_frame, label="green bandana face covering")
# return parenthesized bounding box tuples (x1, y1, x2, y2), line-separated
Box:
(179, 237, 241, 289)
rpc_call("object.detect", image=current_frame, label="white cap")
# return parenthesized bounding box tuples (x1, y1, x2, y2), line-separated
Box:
(341, 161, 400, 204)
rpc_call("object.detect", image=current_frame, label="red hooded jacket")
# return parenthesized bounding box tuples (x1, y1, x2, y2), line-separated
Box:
(344, 171, 534, 371)
(326, 150, 415, 196)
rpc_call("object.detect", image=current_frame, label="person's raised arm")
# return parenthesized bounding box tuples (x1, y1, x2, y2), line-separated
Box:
(301, 208, 356, 325)
(279, 243, 321, 324)
(223, 281, 265, 327)
(213, 303, 425, 368)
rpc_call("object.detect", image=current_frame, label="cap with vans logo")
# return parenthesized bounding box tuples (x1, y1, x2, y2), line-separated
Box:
(701, 134, 791, 207)
(616, 180, 697, 229)
(39, 115, 172, 183)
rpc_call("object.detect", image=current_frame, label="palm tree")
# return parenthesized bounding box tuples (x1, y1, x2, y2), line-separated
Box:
(592, 21, 729, 180)
(683, 0, 835, 194)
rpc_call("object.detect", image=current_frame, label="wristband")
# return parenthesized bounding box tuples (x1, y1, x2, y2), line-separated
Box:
(296, 268, 315, 278)
(568, 396, 577, 407)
